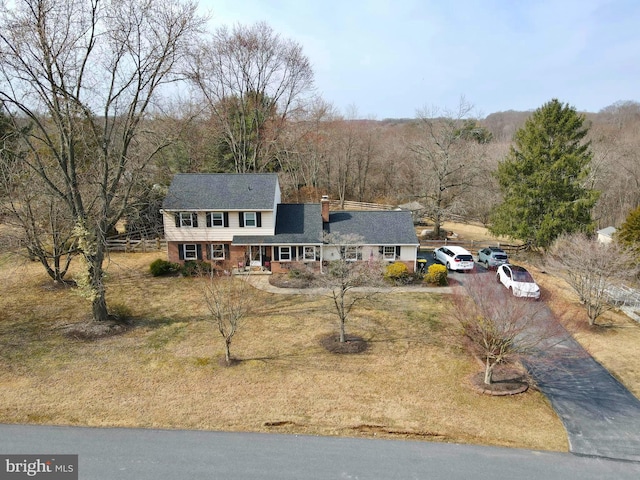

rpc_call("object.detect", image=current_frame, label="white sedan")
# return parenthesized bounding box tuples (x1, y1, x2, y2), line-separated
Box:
(496, 264, 540, 299)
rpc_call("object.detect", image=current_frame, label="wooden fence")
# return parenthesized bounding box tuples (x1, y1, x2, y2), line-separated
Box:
(329, 200, 396, 211)
(106, 237, 166, 253)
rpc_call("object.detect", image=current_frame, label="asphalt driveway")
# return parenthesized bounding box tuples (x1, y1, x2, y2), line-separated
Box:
(459, 267, 640, 463)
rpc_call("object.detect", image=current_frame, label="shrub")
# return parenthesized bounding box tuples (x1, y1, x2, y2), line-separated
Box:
(384, 262, 410, 284)
(424, 264, 448, 286)
(288, 262, 315, 282)
(149, 258, 180, 277)
(181, 260, 212, 277)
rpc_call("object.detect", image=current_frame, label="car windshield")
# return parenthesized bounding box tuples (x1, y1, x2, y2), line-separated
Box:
(494, 254, 508, 260)
(512, 270, 534, 282)
(457, 255, 473, 261)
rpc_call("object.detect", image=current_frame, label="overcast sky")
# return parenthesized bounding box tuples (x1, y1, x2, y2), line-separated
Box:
(198, 0, 640, 119)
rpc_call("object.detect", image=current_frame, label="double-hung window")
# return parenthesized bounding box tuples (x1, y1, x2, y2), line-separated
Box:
(207, 212, 224, 227)
(344, 246, 361, 261)
(383, 246, 397, 261)
(182, 244, 199, 260)
(279, 246, 292, 261)
(239, 211, 261, 228)
(210, 244, 225, 260)
(244, 212, 257, 227)
(303, 246, 316, 262)
(176, 212, 198, 228)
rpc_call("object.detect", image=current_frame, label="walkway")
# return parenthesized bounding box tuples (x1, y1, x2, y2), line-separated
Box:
(246, 274, 453, 295)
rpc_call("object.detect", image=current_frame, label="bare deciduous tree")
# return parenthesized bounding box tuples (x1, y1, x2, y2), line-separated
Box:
(203, 271, 253, 365)
(450, 274, 562, 385)
(189, 21, 315, 173)
(276, 99, 336, 200)
(317, 232, 384, 343)
(409, 98, 484, 238)
(0, 0, 204, 321)
(547, 233, 640, 326)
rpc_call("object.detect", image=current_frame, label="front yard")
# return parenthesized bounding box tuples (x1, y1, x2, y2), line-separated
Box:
(0, 251, 569, 450)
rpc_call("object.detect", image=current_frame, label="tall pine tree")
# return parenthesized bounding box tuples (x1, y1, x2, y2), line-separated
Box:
(490, 99, 599, 249)
(616, 206, 640, 257)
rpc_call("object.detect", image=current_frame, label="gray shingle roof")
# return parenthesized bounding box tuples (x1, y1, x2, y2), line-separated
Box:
(162, 173, 279, 211)
(325, 210, 419, 245)
(233, 204, 323, 245)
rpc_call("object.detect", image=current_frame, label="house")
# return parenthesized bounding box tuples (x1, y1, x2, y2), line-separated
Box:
(161, 173, 420, 273)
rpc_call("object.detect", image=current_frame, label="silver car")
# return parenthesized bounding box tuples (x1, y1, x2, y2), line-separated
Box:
(478, 247, 508, 269)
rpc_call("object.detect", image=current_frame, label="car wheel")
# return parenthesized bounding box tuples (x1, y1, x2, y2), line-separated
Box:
(446, 262, 451, 271)
(496, 273, 501, 283)
(484, 260, 489, 269)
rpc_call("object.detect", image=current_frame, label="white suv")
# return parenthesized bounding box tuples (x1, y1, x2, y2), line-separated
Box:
(433, 246, 474, 271)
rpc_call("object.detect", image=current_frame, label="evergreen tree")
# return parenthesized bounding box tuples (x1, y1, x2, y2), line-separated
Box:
(616, 206, 640, 257)
(489, 99, 599, 248)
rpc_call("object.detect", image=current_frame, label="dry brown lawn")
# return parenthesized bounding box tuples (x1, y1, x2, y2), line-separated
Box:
(0, 251, 567, 451)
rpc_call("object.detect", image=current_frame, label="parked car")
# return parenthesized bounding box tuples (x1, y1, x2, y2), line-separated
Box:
(433, 246, 474, 271)
(496, 264, 540, 299)
(478, 247, 508, 269)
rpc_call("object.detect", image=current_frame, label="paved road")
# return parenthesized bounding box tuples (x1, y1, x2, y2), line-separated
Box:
(1, 424, 639, 480)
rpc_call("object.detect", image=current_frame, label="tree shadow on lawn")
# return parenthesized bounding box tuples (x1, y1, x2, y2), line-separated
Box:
(319, 333, 368, 354)
(60, 314, 198, 341)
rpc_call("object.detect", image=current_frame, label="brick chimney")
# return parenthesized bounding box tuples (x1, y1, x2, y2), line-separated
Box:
(321, 195, 330, 223)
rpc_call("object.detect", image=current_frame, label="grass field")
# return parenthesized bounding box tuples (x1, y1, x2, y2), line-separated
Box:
(0, 251, 568, 451)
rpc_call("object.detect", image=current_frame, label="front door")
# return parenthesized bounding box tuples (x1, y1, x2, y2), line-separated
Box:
(249, 246, 262, 267)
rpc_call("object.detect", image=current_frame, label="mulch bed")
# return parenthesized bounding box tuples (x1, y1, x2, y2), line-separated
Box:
(319, 333, 368, 354)
(269, 274, 312, 289)
(468, 367, 529, 396)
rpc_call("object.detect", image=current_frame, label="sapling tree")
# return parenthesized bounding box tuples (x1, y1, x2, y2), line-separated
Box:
(450, 274, 561, 385)
(317, 232, 385, 343)
(202, 269, 254, 365)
